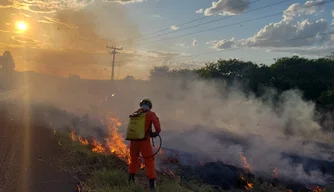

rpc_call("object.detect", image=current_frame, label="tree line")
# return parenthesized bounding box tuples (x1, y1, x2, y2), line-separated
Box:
(149, 54, 334, 110)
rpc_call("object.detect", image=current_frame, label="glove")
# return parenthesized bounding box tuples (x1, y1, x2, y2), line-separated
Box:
(150, 132, 159, 138)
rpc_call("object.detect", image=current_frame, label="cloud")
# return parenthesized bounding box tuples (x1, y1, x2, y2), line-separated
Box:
(267, 46, 334, 58)
(242, 18, 329, 48)
(0, 0, 145, 13)
(208, 2, 331, 51)
(192, 39, 198, 47)
(208, 37, 238, 50)
(201, 0, 250, 16)
(153, 14, 161, 18)
(0, 0, 144, 79)
(283, 0, 325, 22)
(104, 0, 145, 4)
(171, 25, 179, 31)
(176, 43, 189, 48)
(196, 8, 204, 14)
(11, 35, 39, 44)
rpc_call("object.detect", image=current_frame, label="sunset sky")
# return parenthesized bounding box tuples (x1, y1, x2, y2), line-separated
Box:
(0, 0, 334, 80)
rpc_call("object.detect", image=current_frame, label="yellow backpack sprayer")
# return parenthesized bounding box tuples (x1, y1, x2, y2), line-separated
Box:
(125, 108, 162, 158)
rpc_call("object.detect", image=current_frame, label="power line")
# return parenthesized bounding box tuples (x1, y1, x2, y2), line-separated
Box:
(139, 0, 332, 46)
(239, 47, 334, 64)
(106, 45, 123, 81)
(119, 0, 261, 44)
(142, 12, 282, 45)
(134, 0, 291, 43)
(148, 30, 334, 63)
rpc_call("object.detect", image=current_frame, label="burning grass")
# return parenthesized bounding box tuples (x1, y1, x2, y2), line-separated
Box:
(54, 116, 216, 192)
(54, 115, 334, 192)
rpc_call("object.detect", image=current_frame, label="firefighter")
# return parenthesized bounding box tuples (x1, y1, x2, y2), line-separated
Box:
(126, 98, 161, 191)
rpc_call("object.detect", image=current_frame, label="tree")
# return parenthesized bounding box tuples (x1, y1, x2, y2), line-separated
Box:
(325, 52, 334, 60)
(124, 75, 135, 81)
(0, 51, 15, 72)
(149, 66, 170, 81)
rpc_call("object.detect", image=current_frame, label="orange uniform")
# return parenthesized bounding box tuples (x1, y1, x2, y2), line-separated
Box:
(128, 108, 161, 179)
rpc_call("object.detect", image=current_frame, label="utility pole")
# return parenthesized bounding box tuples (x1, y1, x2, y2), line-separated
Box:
(106, 45, 123, 81)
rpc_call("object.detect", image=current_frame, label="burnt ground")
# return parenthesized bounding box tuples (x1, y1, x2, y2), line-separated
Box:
(0, 102, 79, 192)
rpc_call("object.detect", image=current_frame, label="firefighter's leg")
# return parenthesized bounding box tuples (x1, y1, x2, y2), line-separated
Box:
(140, 140, 157, 191)
(128, 141, 139, 183)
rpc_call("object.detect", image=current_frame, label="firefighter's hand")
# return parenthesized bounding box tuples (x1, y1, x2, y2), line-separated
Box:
(150, 132, 159, 138)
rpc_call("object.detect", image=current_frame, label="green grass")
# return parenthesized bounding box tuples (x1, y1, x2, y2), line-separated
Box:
(54, 130, 334, 192)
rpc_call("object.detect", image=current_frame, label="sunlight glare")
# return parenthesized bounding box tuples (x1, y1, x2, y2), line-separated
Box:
(16, 21, 28, 31)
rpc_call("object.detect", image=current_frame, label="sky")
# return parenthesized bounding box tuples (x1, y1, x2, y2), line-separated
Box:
(0, 0, 334, 80)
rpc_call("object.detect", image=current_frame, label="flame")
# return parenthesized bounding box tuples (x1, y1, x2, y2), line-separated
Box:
(92, 139, 105, 153)
(105, 125, 130, 164)
(67, 116, 133, 165)
(245, 182, 254, 190)
(67, 115, 172, 178)
(272, 167, 278, 178)
(169, 170, 175, 177)
(240, 152, 254, 190)
(158, 148, 164, 155)
(78, 136, 89, 145)
(312, 186, 326, 192)
(241, 176, 254, 190)
(71, 130, 76, 141)
(240, 152, 252, 172)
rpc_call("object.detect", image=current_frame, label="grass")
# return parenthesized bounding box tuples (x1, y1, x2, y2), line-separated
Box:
(54, 129, 334, 192)
(54, 129, 217, 192)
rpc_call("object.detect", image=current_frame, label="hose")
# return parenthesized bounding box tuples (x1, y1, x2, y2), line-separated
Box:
(138, 135, 162, 158)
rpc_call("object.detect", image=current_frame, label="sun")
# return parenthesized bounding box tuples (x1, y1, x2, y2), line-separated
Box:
(16, 21, 28, 31)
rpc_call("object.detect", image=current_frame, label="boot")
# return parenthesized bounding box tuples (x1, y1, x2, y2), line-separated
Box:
(128, 174, 135, 185)
(149, 179, 156, 192)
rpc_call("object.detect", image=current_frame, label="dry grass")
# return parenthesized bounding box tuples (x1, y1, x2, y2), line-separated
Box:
(54, 130, 334, 192)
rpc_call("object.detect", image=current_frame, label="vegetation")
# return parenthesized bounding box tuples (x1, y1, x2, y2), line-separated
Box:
(2, 51, 334, 191)
(54, 128, 334, 192)
(149, 55, 334, 109)
(55, 129, 219, 192)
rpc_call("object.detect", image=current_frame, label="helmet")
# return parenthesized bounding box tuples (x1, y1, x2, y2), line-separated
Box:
(140, 98, 152, 109)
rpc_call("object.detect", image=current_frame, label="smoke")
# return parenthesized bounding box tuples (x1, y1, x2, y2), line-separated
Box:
(2, 66, 334, 186)
(0, 0, 139, 79)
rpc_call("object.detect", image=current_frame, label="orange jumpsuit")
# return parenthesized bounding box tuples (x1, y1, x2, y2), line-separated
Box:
(128, 108, 161, 179)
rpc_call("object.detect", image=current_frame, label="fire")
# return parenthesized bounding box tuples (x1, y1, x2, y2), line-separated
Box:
(105, 122, 130, 164)
(272, 167, 278, 178)
(67, 115, 171, 178)
(71, 130, 76, 141)
(245, 182, 254, 190)
(241, 176, 254, 190)
(312, 186, 326, 192)
(240, 152, 254, 190)
(78, 136, 89, 145)
(169, 170, 175, 177)
(92, 139, 105, 153)
(70, 130, 89, 145)
(240, 152, 252, 172)
(158, 148, 164, 155)
(67, 116, 143, 167)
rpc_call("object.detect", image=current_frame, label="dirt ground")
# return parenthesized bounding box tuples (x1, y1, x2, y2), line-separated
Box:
(0, 102, 79, 192)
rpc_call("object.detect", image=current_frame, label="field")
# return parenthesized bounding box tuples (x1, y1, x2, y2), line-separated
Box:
(2, 57, 334, 192)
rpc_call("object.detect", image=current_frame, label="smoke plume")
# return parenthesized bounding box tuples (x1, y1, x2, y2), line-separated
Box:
(3, 68, 334, 186)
